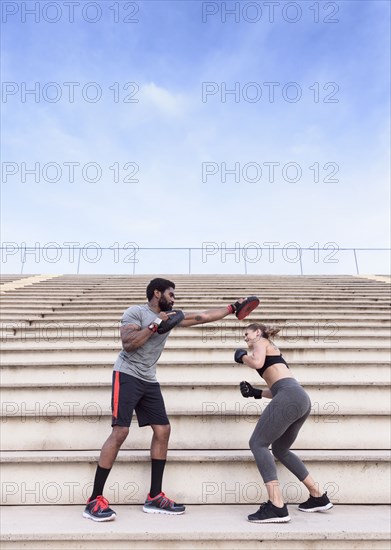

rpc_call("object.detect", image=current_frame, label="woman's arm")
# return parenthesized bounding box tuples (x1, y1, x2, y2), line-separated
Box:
(239, 340, 274, 398)
(242, 340, 267, 370)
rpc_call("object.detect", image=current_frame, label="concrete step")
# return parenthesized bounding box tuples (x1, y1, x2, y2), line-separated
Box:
(0, 275, 31, 281)
(1, 323, 390, 342)
(1, 307, 389, 320)
(1, 344, 390, 363)
(1, 273, 385, 281)
(1, 504, 390, 550)
(2, 411, 390, 451)
(1, 332, 390, 347)
(1, 450, 389, 505)
(0, 274, 386, 281)
(2, 304, 389, 314)
(1, 360, 389, 385)
(2, 285, 390, 292)
(2, 382, 389, 416)
(2, 504, 391, 550)
(5, 285, 385, 292)
(2, 319, 390, 331)
(2, 295, 390, 303)
(5, 288, 389, 296)
(0, 312, 390, 327)
(0, 275, 61, 293)
(1, 293, 390, 303)
(2, 298, 390, 314)
(2, 295, 386, 305)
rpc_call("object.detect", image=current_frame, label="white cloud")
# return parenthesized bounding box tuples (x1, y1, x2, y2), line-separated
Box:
(142, 82, 186, 117)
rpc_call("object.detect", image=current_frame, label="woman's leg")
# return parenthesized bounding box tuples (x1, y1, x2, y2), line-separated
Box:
(250, 381, 312, 505)
(249, 400, 282, 484)
(301, 474, 323, 497)
(249, 396, 295, 507)
(271, 403, 311, 482)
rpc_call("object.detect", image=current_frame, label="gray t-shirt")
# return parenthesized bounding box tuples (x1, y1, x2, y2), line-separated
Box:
(113, 304, 171, 382)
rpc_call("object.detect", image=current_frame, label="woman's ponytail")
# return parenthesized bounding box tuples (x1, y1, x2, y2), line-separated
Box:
(246, 323, 280, 339)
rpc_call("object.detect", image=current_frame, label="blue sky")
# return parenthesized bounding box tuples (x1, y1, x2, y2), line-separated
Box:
(1, 0, 390, 274)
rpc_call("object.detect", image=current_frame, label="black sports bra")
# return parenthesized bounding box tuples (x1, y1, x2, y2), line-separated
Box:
(257, 354, 289, 378)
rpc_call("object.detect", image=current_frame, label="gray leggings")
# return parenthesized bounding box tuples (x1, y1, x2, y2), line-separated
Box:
(249, 377, 311, 483)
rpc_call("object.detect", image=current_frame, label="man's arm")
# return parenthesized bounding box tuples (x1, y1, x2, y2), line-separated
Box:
(178, 296, 260, 328)
(120, 310, 173, 351)
(178, 306, 232, 327)
(120, 324, 154, 352)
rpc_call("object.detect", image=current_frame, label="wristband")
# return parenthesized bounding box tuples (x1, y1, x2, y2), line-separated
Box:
(148, 323, 159, 333)
(227, 304, 235, 314)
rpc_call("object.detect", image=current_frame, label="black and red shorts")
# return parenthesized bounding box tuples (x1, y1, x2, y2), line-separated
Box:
(111, 371, 169, 428)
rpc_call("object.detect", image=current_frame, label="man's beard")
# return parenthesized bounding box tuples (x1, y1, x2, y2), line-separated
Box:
(159, 297, 172, 311)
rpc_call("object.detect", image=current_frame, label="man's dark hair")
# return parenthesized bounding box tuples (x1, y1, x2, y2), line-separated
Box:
(146, 278, 175, 301)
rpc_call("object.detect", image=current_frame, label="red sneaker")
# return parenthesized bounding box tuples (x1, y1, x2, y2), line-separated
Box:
(83, 495, 116, 522)
(143, 492, 186, 515)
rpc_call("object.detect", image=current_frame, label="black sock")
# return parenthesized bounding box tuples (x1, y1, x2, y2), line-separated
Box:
(90, 465, 111, 501)
(149, 459, 166, 498)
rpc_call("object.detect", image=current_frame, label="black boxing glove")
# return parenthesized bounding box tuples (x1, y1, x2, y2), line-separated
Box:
(234, 348, 248, 364)
(240, 381, 263, 399)
(157, 310, 185, 334)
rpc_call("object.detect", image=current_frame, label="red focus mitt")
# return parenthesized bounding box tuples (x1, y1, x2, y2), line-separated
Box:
(230, 296, 260, 320)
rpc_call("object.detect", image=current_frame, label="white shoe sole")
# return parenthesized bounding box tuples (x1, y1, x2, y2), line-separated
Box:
(143, 506, 185, 515)
(83, 511, 116, 522)
(248, 516, 291, 523)
(298, 503, 334, 513)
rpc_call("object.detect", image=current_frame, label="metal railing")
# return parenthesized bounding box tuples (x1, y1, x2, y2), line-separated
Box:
(1, 244, 390, 276)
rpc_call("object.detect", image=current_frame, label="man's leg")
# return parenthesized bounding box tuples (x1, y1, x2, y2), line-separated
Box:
(90, 426, 129, 500)
(143, 422, 185, 514)
(84, 371, 138, 521)
(137, 384, 185, 515)
(149, 424, 170, 497)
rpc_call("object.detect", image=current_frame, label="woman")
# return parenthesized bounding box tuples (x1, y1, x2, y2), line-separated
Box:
(234, 323, 333, 523)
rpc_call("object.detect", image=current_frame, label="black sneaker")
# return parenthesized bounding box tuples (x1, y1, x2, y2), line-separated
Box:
(143, 492, 186, 515)
(298, 492, 333, 512)
(83, 495, 116, 522)
(248, 501, 290, 523)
